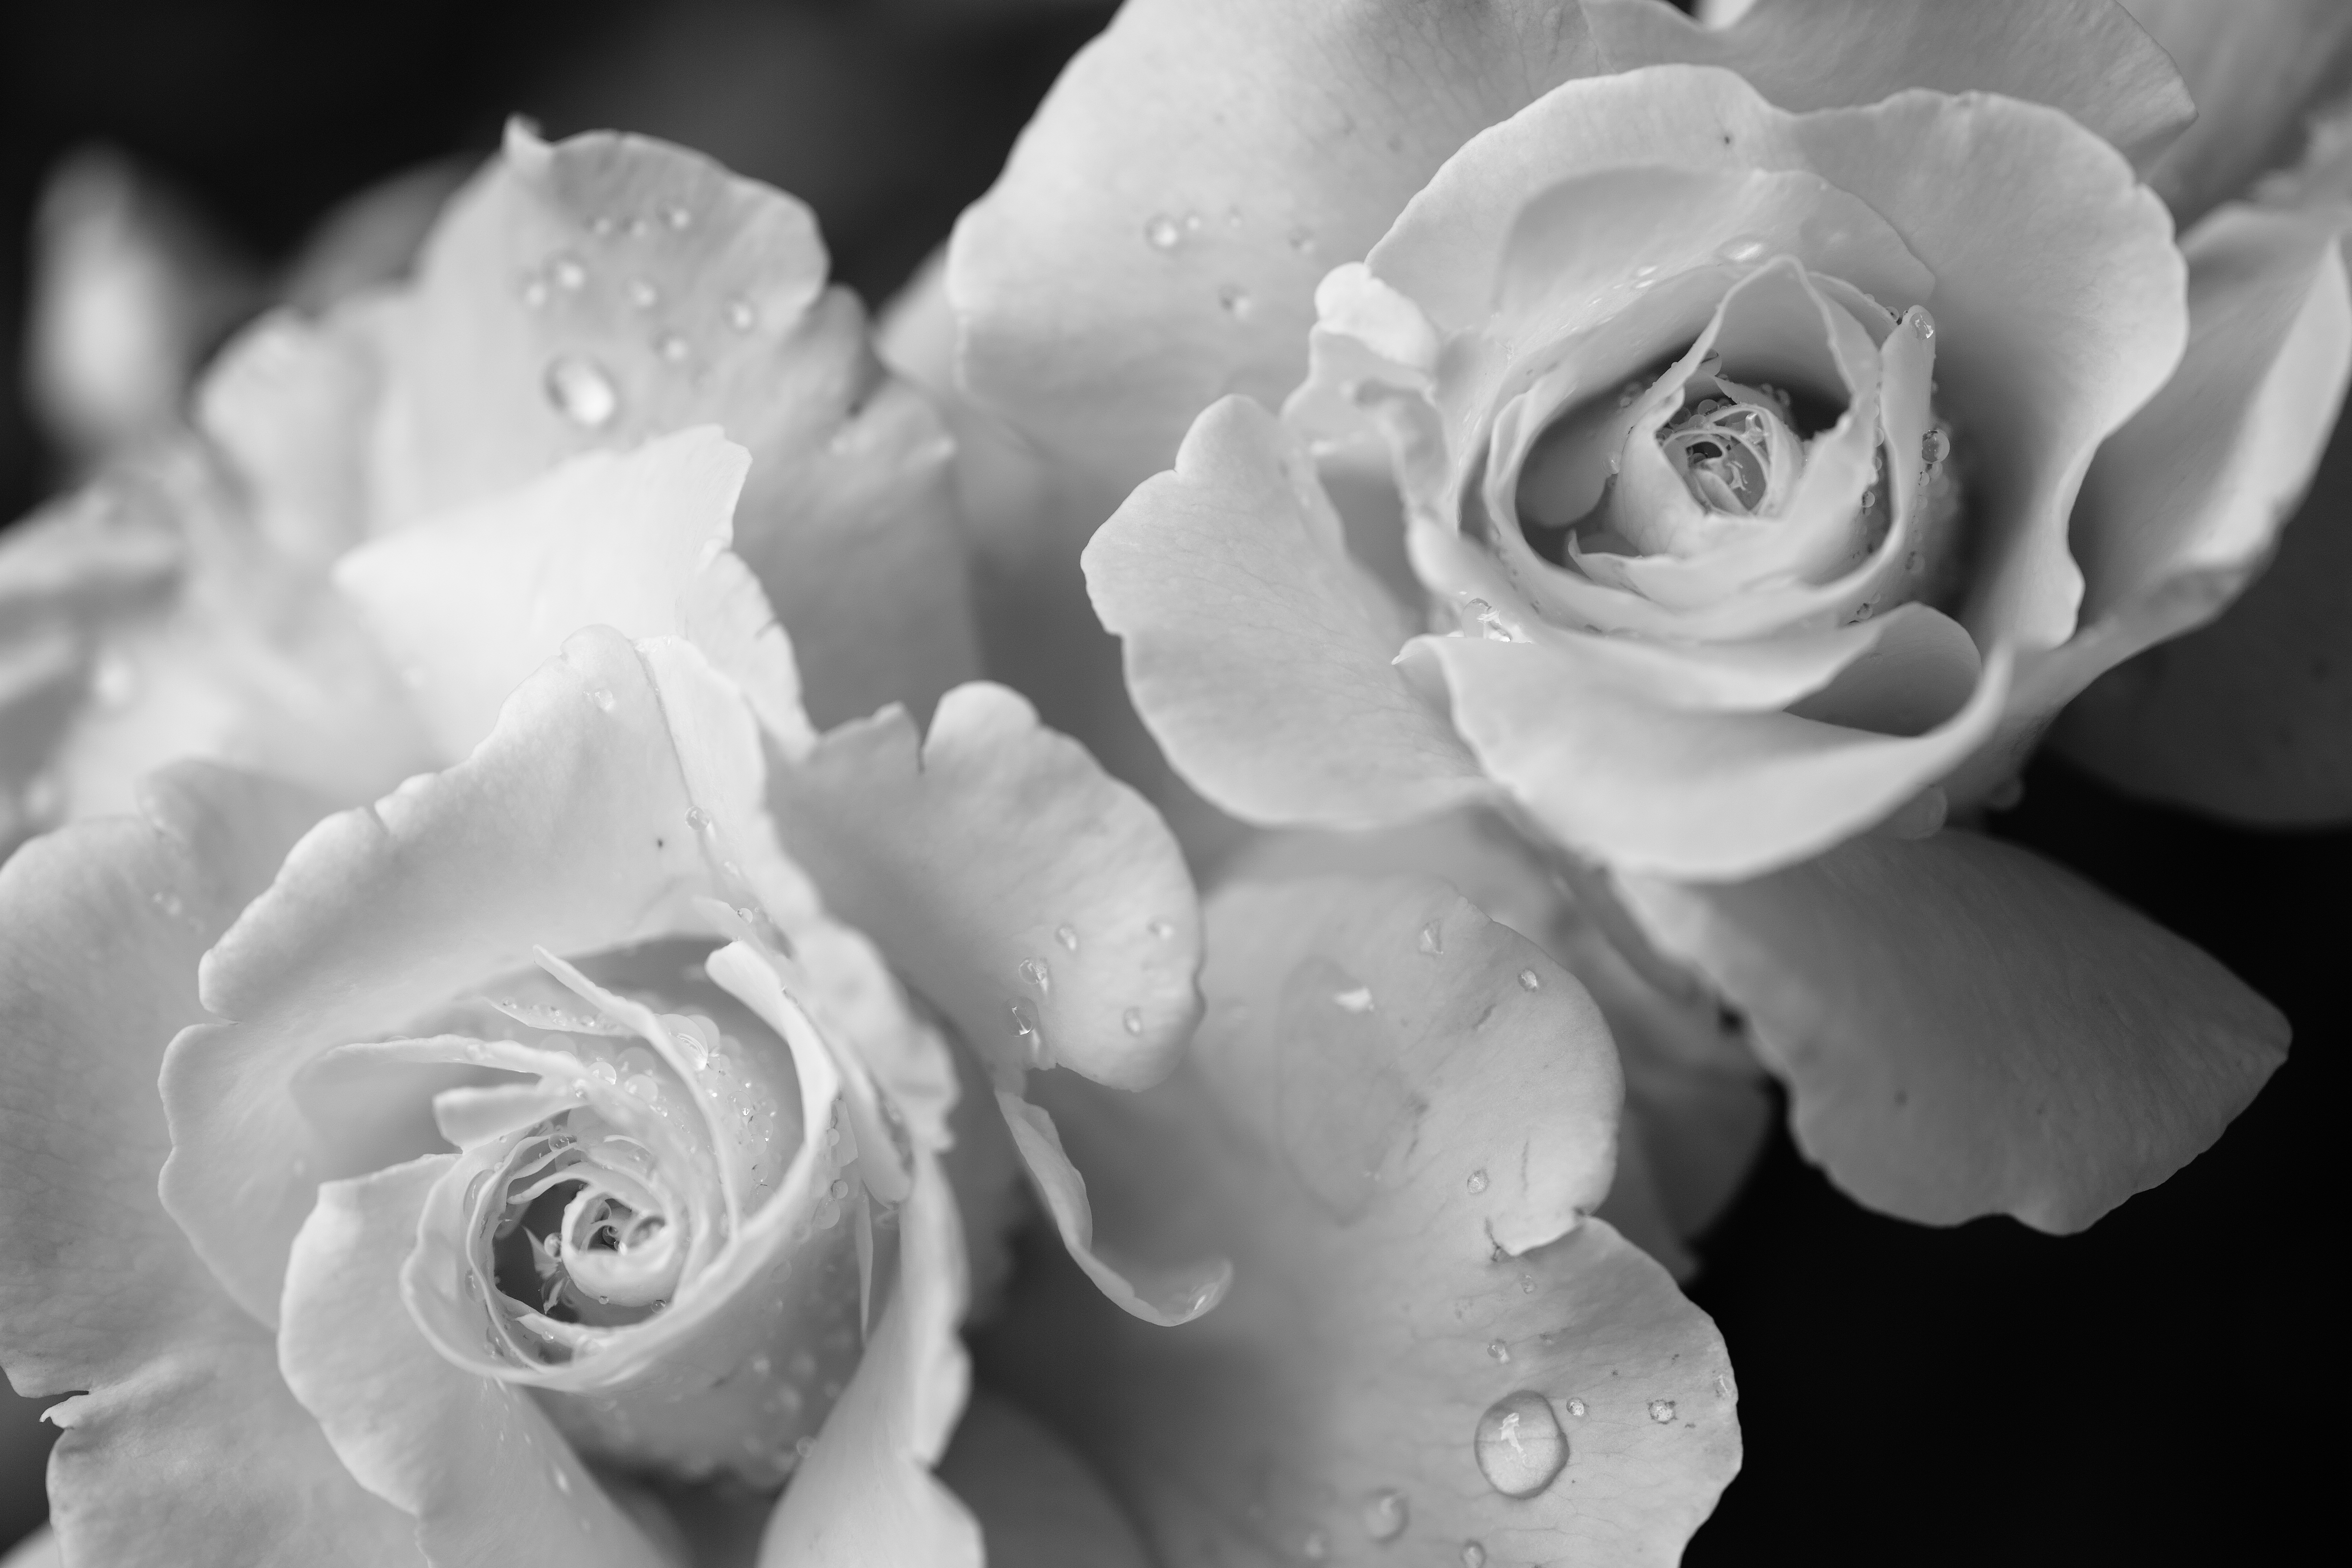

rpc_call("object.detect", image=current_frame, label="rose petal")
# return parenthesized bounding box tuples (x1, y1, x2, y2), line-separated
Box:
(2122, 0, 2352, 226)
(364, 122, 974, 726)
(196, 306, 383, 566)
(760, 1142, 978, 1568)
(336, 426, 814, 762)
(1584, 0, 2192, 165)
(1084, 396, 1487, 830)
(2046, 202, 2352, 820)
(280, 1155, 670, 1566)
(1616, 830, 2289, 1231)
(161, 628, 722, 1324)
(949, 0, 1614, 492)
(768, 681, 1199, 1090)
(977, 876, 1738, 1564)
(937, 1392, 1153, 1568)
(0, 762, 413, 1564)
(1410, 632, 2012, 881)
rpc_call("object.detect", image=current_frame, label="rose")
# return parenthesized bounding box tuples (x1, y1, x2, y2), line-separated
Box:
(0, 440, 1746, 1566)
(0, 123, 974, 850)
(929, 0, 2316, 1238)
(0, 417, 1232, 1562)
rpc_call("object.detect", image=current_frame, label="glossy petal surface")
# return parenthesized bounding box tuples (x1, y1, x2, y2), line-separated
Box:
(981, 876, 1738, 1566)
(0, 764, 414, 1564)
(1618, 830, 2289, 1230)
(1085, 396, 1486, 830)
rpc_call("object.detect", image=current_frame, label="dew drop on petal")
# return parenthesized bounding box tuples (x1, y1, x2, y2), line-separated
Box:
(726, 297, 758, 332)
(1302, 1530, 1328, 1560)
(1921, 428, 1951, 466)
(626, 278, 659, 310)
(1122, 1008, 1144, 1036)
(1287, 224, 1317, 254)
(1460, 1546, 1486, 1568)
(586, 686, 616, 712)
(1566, 1398, 1586, 1418)
(1518, 969, 1541, 991)
(685, 806, 713, 832)
(550, 254, 588, 291)
(544, 356, 620, 428)
(1055, 924, 1080, 954)
(150, 888, 185, 920)
(1474, 1391, 1570, 1498)
(1218, 283, 1256, 320)
(1486, 1339, 1511, 1363)
(1466, 1168, 1488, 1196)
(1018, 957, 1052, 994)
(520, 275, 550, 309)
(1144, 214, 1184, 252)
(1906, 306, 1936, 340)
(656, 332, 691, 365)
(1649, 1399, 1678, 1424)
(1362, 1488, 1408, 1542)
(1332, 986, 1374, 1014)
(1148, 918, 1176, 940)
(1008, 998, 1040, 1039)
(664, 205, 692, 231)
(1716, 234, 1768, 264)
(1418, 920, 1444, 955)
(552, 1466, 572, 1495)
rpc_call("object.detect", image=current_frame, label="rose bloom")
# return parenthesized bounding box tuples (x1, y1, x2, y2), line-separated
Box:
(0, 110, 1744, 1568)
(914, 0, 2352, 1250)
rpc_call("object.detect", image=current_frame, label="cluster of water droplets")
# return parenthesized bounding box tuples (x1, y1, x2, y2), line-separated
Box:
(1004, 914, 1181, 1069)
(1138, 204, 1271, 325)
(512, 192, 767, 434)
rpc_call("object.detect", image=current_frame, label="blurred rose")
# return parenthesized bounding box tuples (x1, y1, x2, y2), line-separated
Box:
(928, 0, 2313, 1240)
(0, 124, 975, 851)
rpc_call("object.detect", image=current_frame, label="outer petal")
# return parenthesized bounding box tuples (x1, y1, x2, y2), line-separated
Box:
(2123, 0, 2352, 226)
(948, 0, 1608, 492)
(0, 763, 414, 1564)
(760, 1144, 978, 1568)
(335, 427, 811, 762)
(980, 876, 1738, 1566)
(278, 1156, 669, 1568)
(767, 680, 1198, 1090)
(367, 124, 974, 726)
(160, 628, 719, 1324)
(1413, 632, 2012, 881)
(936, 1393, 1152, 1568)
(1586, 0, 2191, 165)
(1616, 830, 2288, 1231)
(2050, 203, 2352, 822)
(1084, 396, 1488, 830)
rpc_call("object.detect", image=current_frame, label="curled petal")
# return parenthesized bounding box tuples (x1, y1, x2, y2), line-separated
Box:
(1617, 830, 2288, 1230)
(1085, 396, 1487, 830)
(768, 681, 1200, 1091)
(980, 876, 1737, 1564)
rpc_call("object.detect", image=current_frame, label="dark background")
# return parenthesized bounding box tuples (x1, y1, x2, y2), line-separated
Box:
(0, 2, 2338, 1562)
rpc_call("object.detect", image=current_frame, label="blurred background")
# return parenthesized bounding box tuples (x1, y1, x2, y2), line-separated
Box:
(0, 1, 2338, 1562)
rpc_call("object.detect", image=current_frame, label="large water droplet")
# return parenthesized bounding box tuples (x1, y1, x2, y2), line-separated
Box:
(1486, 1340, 1511, 1363)
(1008, 998, 1040, 1039)
(1517, 969, 1541, 991)
(1055, 924, 1080, 954)
(544, 356, 620, 428)
(1566, 1398, 1586, 1418)
(1475, 1391, 1570, 1498)
(1466, 1168, 1488, 1195)
(1362, 1488, 1408, 1542)
(1905, 305, 1935, 342)
(1018, 956, 1052, 994)
(1144, 214, 1184, 252)
(1921, 428, 1951, 466)
(1648, 1399, 1678, 1424)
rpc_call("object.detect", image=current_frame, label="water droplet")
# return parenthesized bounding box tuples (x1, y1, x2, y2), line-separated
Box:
(464, 1170, 492, 1210)
(149, 888, 185, 920)
(626, 278, 659, 310)
(1418, 920, 1444, 956)
(1148, 918, 1176, 940)
(1520, 1272, 1536, 1294)
(1466, 1168, 1488, 1195)
(1648, 1399, 1678, 1423)
(1475, 1391, 1570, 1498)
(1462, 1545, 1488, 1568)
(726, 297, 758, 332)
(550, 254, 588, 291)
(685, 806, 713, 832)
(663, 204, 692, 231)
(1362, 1488, 1408, 1542)
(1332, 986, 1374, 1014)
(1566, 1398, 1586, 1418)
(1921, 428, 1951, 466)
(1018, 956, 1052, 994)
(1517, 969, 1541, 991)
(1717, 234, 1768, 264)
(552, 1466, 572, 1494)
(828, 1178, 850, 1200)
(1486, 1339, 1511, 1363)
(655, 332, 692, 366)
(1302, 1530, 1328, 1561)
(1144, 214, 1184, 252)
(1906, 306, 1936, 341)
(1218, 283, 1256, 320)
(586, 686, 616, 712)
(1054, 924, 1080, 953)
(1287, 224, 1317, 254)
(1008, 998, 1040, 1038)
(520, 275, 550, 308)
(544, 356, 620, 428)
(588, 214, 618, 238)
(1122, 1008, 1144, 1036)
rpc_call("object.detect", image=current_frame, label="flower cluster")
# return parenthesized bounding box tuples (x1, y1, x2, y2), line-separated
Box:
(3, 1, 2348, 1564)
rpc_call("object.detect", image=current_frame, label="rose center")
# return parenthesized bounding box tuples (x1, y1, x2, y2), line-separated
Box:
(1658, 388, 1801, 516)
